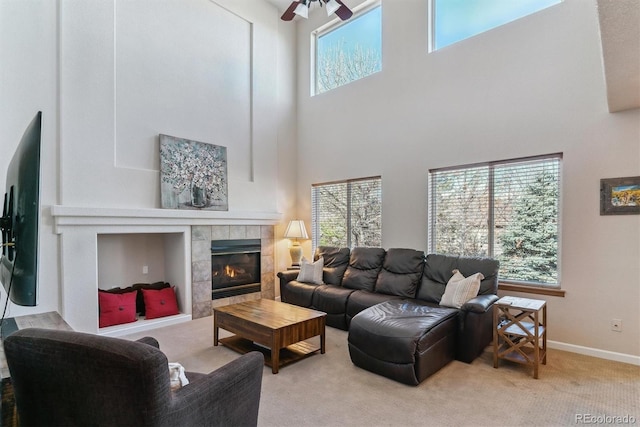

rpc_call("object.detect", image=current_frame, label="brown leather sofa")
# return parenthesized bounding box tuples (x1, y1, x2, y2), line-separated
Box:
(278, 246, 499, 384)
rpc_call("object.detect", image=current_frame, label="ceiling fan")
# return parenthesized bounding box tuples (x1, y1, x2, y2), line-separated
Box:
(281, 0, 354, 21)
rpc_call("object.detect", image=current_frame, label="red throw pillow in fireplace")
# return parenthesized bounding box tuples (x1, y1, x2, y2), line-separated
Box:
(98, 289, 137, 328)
(142, 287, 179, 319)
(132, 281, 170, 315)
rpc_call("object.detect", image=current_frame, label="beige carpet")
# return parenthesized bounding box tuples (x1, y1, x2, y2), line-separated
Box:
(123, 316, 640, 427)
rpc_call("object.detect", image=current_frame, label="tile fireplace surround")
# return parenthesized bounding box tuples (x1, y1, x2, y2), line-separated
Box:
(192, 224, 276, 317)
(51, 206, 281, 337)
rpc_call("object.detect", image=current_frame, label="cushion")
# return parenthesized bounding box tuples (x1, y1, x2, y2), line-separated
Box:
(457, 256, 501, 295)
(375, 248, 425, 297)
(297, 256, 324, 285)
(342, 247, 386, 292)
(100, 286, 135, 294)
(98, 289, 137, 328)
(142, 287, 180, 319)
(439, 269, 484, 309)
(315, 247, 350, 285)
(417, 254, 459, 303)
(132, 281, 171, 315)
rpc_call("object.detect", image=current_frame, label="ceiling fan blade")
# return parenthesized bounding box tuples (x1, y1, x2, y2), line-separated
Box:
(281, 1, 300, 21)
(334, 0, 353, 20)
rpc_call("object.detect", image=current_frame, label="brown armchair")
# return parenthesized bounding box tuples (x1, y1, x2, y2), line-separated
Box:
(4, 328, 264, 427)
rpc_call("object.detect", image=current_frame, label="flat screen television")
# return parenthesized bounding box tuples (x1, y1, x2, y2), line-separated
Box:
(0, 112, 42, 307)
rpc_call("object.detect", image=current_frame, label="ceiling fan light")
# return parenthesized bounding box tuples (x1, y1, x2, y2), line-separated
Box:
(325, 0, 341, 15)
(294, 2, 309, 19)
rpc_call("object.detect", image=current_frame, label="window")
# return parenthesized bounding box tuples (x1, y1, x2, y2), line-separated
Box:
(314, 2, 381, 95)
(428, 154, 561, 287)
(312, 176, 382, 249)
(430, 0, 562, 51)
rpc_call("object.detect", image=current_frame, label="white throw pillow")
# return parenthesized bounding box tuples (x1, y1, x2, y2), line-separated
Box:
(440, 269, 484, 309)
(296, 256, 324, 285)
(168, 362, 189, 391)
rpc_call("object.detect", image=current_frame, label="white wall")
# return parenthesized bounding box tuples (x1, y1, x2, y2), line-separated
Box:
(0, 0, 298, 315)
(59, 0, 280, 211)
(0, 0, 59, 317)
(294, 0, 640, 357)
(97, 234, 168, 288)
(274, 15, 301, 278)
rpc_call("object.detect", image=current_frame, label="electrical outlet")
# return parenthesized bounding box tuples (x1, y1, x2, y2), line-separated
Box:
(611, 318, 622, 332)
(142, 265, 149, 275)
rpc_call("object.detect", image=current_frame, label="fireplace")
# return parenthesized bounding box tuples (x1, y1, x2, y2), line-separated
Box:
(211, 239, 261, 299)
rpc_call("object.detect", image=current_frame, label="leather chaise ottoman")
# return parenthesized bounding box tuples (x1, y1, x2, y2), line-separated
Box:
(348, 300, 459, 385)
(279, 247, 501, 382)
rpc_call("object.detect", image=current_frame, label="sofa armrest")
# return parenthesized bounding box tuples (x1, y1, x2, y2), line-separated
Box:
(277, 270, 299, 285)
(136, 336, 160, 348)
(461, 294, 498, 313)
(165, 352, 264, 427)
(455, 294, 498, 363)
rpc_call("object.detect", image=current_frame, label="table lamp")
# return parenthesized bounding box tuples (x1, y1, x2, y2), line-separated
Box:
(284, 220, 309, 267)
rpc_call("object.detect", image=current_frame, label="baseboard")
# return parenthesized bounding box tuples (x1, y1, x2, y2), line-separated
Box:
(548, 340, 640, 366)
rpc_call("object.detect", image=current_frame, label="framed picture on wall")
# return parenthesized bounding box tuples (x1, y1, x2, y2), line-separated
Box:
(159, 134, 228, 211)
(600, 176, 640, 215)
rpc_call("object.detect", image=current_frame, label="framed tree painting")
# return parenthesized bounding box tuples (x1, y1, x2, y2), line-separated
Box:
(600, 176, 640, 215)
(159, 134, 228, 210)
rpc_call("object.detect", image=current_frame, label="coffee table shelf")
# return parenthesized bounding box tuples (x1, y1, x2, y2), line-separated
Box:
(219, 336, 321, 370)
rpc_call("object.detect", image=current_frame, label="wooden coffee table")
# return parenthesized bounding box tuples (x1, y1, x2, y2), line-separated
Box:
(213, 299, 326, 374)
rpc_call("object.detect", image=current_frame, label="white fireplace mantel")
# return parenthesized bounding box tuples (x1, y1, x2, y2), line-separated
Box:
(51, 205, 282, 230)
(50, 205, 282, 336)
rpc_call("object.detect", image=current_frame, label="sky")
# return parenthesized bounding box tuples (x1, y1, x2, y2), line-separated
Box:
(318, 6, 382, 55)
(434, 0, 562, 49)
(315, 0, 562, 92)
(317, 0, 562, 54)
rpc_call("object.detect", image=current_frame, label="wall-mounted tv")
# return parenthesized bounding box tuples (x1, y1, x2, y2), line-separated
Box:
(0, 112, 42, 306)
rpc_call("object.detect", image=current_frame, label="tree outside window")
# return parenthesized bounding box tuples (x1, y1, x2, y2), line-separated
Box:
(429, 154, 561, 287)
(312, 177, 382, 250)
(315, 4, 381, 94)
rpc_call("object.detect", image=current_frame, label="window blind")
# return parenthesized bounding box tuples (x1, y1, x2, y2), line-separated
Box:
(429, 154, 561, 286)
(312, 176, 382, 250)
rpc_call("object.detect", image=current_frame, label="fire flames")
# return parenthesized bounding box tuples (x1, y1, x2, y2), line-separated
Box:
(224, 265, 246, 278)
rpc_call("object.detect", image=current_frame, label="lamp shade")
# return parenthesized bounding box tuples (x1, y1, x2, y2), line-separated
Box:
(284, 220, 309, 240)
(325, 0, 341, 15)
(293, 2, 309, 19)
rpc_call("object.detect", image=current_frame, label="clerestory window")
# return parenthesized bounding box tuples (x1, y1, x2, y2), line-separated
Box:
(430, 0, 562, 51)
(312, 176, 382, 250)
(313, 1, 382, 95)
(428, 154, 562, 287)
